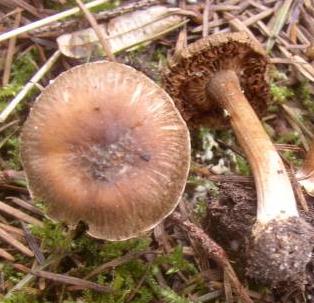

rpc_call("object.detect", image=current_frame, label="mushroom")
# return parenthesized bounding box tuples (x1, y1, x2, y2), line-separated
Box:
(297, 139, 314, 197)
(163, 32, 313, 283)
(21, 61, 190, 241)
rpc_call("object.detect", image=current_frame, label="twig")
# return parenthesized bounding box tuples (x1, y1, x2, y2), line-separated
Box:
(208, 4, 240, 12)
(202, 0, 211, 37)
(170, 212, 253, 303)
(174, 1, 187, 59)
(7, 197, 44, 217)
(281, 103, 314, 140)
(21, 222, 45, 265)
(0, 0, 110, 43)
(0, 119, 19, 134)
(84, 250, 152, 279)
(0, 248, 15, 262)
(245, 8, 275, 26)
(0, 200, 43, 227)
(223, 12, 262, 47)
(0, 222, 25, 240)
(289, 165, 309, 212)
(0, 226, 34, 257)
(2, 9, 22, 86)
(266, 0, 294, 51)
(2, 0, 40, 18)
(31, 270, 111, 293)
(4, 255, 59, 299)
(74, 0, 116, 61)
(32, 0, 162, 37)
(0, 50, 61, 123)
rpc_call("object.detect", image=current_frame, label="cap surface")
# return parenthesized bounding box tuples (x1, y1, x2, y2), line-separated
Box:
(21, 61, 190, 241)
(163, 32, 269, 126)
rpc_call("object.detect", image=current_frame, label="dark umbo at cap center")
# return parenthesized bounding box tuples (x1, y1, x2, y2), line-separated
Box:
(67, 128, 151, 183)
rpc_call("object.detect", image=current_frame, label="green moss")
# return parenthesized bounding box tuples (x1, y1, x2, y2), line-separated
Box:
(193, 199, 208, 219)
(82, 260, 152, 302)
(295, 81, 314, 114)
(4, 137, 22, 170)
(0, 263, 25, 284)
(282, 151, 302, 167)
(235, 155, 251, 176)
(100, 237, 151, 260)
(276, 131, 300, 145)
(147, 271, 191, 303)
(270, 83, 294, 104)
(31, 219, 71, 252)
(0, 50, 39, 106)
(89, 1, 119, 13)
(43, 0, 119, 12)
(155, 246, 197, 275)
(33, 198, 48, 213)
(1, 291, 39, 303)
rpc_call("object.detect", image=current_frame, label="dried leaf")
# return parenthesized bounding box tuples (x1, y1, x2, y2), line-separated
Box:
(57, 6, 187, 59)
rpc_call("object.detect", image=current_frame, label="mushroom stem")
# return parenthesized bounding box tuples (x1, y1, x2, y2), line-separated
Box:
(206, 70, 298, 222)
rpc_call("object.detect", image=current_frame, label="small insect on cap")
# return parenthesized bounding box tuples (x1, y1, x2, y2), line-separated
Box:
(21, 61, 190, 241)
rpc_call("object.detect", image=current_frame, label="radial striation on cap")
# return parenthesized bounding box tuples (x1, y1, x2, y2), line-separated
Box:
(163, 32, 269, 126)
(21, 61, 190, 241)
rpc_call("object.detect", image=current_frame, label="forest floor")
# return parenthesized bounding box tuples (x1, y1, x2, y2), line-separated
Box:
(0, 0, 314, 302)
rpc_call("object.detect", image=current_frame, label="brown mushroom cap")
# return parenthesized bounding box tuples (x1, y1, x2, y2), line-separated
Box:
(21, 61, 190, 241)
(163, 31, 269, 126)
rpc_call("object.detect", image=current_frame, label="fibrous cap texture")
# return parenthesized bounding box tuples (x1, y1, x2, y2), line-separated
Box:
(21, 61, 191, 241)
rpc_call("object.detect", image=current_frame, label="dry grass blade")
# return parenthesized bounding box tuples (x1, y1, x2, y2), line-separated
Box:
(197, 290, 223, 302)
(0, 201, 43, 227)
(2, 0, 40, 18)
(2, 9, 22, 86)
(0, 0, 110, 43)
(0, 248, 15, 262)
(31, 270, 111, 293)
(278, 45, 314, 81)
(0, 50, 61, 123)
(244, 8, 275, 26)
(281, 103, 314, 140)
(74, 0, 116, 61)
(191, 165, 254, 183)
(275, 143, 304, 152)
(7, 197, 44, 217)
(223, 269, 233, 303)
(266, 0, 293, 51)
(223, 12, 262, 47)
(171, 212, 253, 303)
(84, 250, 152, 279)
(202, 0, 211, 38)
(31, 0, 162, 37)
(0, 226, 34, 257)
(289, 166, 309, 212)
(21, 222, 45, 265)
(0, 222, 25, 240)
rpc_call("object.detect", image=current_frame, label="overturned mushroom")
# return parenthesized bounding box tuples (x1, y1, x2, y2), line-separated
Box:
(21, 61, 190, 241)
(163, 32, 313, 284)
(297, 139, 314, 197)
